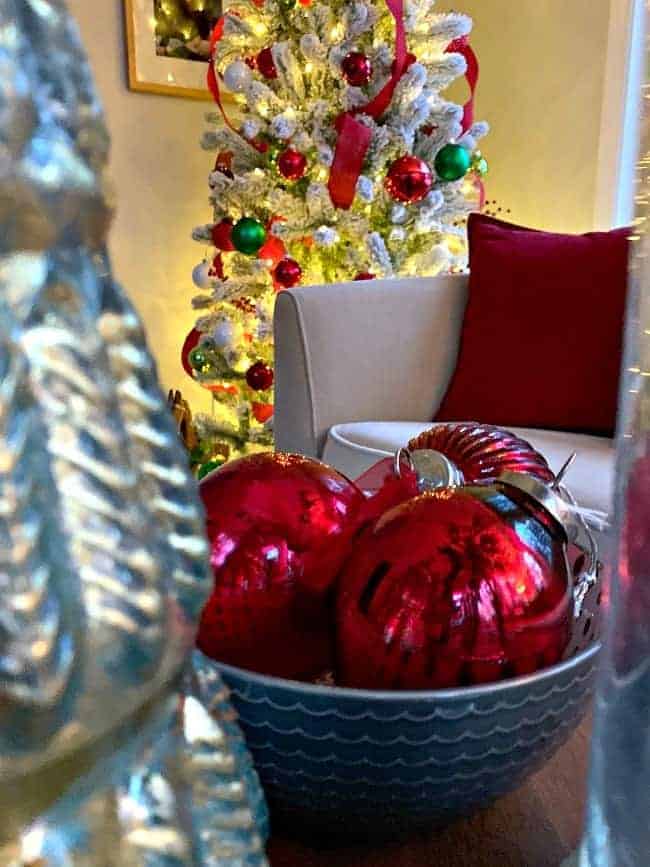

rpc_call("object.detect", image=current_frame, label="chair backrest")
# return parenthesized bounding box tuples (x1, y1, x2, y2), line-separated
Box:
(274, 274, 469, 457)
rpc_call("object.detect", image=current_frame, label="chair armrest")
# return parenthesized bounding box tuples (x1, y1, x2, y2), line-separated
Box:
(274, 274, 469, 457)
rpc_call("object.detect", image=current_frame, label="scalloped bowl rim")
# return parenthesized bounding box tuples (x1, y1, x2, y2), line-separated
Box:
(212, 641, 601, 703)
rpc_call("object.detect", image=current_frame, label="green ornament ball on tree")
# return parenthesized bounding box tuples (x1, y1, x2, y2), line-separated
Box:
(278, 0, 296, 10)
(434, 144, 472, 182)
(188, 347, 208, 370)
(231, 217, 267, 255)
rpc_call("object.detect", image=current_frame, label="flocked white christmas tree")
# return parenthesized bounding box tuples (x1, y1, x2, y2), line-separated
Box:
(181, 0, 488, 474)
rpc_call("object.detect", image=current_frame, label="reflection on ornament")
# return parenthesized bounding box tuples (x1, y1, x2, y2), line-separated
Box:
(341, 51, 373, 87)
(223, 60, 252, 93)
(256, 46, 277, 79)
(277, 148, 307, 180)
(211, 218, 235, 251)
(273, 257, 302, 288)
(231, 217, 266, 254)
(435, 143, 471, 182)
(197, 453, 363, 679)
(246, 361, 274, 391)
(384, 155, 433, 204)
(337, 486, 572, 690)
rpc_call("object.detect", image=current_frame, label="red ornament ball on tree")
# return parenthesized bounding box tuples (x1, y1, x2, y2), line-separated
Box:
(341, 51, 373, 87)
(256, 46, 278, 79)
(277, 148, 307, 181)
(274, 257, 302, 288)
(336, 487, 572, 690)
(246, 360, 274, 391)
(384, 155, 433, 204)
(354, 271, 375, 281)
(196, 453, 364, 679)
(211, 218, 235, 251)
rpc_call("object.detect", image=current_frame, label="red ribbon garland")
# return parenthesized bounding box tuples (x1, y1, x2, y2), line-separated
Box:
(328, 0, 407, 210)
(207, 17, 241, 135)
(445, 36, 479, 135)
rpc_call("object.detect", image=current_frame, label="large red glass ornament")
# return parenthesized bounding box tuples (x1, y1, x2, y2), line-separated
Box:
(341, 51, 373, 87)
(273, 257, 302, 288)
(277, 148, 307, 181)
(211, 218, 235, 251)
(408, 423, 555, 484)
(336, 485, 572, 690)
(245, 360, 274, 391)
(385, 155, 433, 204)
(257, 47, 278, 79)
(197, 453, 364, 679)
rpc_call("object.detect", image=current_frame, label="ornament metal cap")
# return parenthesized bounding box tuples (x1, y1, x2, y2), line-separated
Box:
(394, 447, 465, 491)
(498, 454, 600, 615)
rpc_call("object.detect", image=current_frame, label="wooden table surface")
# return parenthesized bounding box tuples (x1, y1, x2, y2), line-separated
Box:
(267, 716, 591, 867)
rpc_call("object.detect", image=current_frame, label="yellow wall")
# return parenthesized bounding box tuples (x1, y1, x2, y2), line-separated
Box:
(71, 0, 613, 397)
(442, 0, 612, 233)
(71, 0, 214, 411)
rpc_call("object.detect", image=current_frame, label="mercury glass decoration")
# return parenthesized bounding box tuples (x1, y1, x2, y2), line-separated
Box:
(578, 18, 650, 866)
(0, 0, 269, 863)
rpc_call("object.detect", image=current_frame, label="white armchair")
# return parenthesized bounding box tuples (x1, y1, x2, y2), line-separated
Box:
(273, 275, 614, 515)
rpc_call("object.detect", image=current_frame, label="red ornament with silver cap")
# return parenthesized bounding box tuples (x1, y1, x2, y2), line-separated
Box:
(336, 424, 599, 690)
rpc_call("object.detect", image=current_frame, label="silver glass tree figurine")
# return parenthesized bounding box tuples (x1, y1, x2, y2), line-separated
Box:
(0, 0, 268, 863)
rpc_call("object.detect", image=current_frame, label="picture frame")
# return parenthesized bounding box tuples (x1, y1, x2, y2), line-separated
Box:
(124, 0, 232, 101)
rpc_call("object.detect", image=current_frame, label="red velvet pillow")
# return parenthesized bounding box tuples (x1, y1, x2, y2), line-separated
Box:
(435, 214, 629, 437)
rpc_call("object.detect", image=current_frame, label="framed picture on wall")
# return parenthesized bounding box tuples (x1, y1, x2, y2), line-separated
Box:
(124, 0, 231, 100)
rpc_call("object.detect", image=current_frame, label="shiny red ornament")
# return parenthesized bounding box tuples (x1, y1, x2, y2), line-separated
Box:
(354, 271, 375, 281)
(384, 155, 433, 204)
(341, 51, 373, 87)
(197, 453, 364, 679)
(256, 46, 277, 79)
(273, 257, 302, 288)
(408, 423, 555, 484)
(277, 148, 307, 181)
(245, 360, 274, 391)
(211, 218, 235, 251)
(336, 485, 572, 690)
